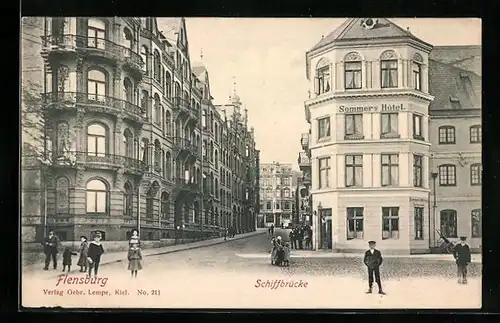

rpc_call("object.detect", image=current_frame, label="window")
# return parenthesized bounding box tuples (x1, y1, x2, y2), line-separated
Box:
(87, 69, 106, 101)
(381, 60, 398, 88)
(470, 164, 482, 186)
(470, 125, 481, 143)
(165, 111, 172, 136)
(315, 58, 330, 95)
(87, 18, 106, 49)
(202, 110, 207, 129)
(440, 210, 457, 238)
(382, 207, 399, 240)
(55, 177, 70, 214)
(284, 201, 290, 210)
(161, 192, 169, 219)
(275, 202, 280, 210)
(87, 124, 107, 156)
(283, 188, 290, 198)
(413, 114, 423, 140)
(153, 50, 161, 81)
(165, 72, 172, 98)
(276, 177, 281, 186)
(347, 207, 364, 240)
(317, 117, 331, 139)
(412, 62, 421, 90)
(123, 28, 133, 50)
(154, 94, 161, 124)
(275, 190, 281, 198)
(86, 179, 108, 214)
(146, 188, 154, 218)
(414, 207, 424, 240)
(345, 155, 363, 187)
(438, 126, 456, 144)
(381, 154, 399, 186)
(345, 61, 362, 89)
(471, 209, 482, 238)
(413, 155, 423, 187)
(319, 157, 330, 188)
(123, 129, 133, 158)
(266, 202, 272, 210)
(123, 78, 133, 103)
(140, 46, 148, 73)
(381, 113, 399, 137)
(439, 164, 456, 186)
(123, 182, 133, 217)
(345, 114, 363, 138)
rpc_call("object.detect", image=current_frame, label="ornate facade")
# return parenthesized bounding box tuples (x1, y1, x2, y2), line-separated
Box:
(22, 17, 259, 242)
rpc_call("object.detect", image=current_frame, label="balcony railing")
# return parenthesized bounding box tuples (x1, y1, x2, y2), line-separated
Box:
(43, 92, 146, 121)
(172, 97, 191, 111)
(173, 136, 198, 155)
(174, 177, 199, 193)
(51, 151, 146, 172)
(41, 34, 144, 71)
(298, 152, 311, 167)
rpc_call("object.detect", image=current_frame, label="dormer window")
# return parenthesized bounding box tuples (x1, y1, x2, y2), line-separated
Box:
(314, 58, 331, 96)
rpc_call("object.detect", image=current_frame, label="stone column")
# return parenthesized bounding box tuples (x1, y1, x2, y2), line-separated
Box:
(113, 65, 123, 101)
(75, 55, 85, 93)
(75, 107, 86, 152)
(115, 116, 124, 156)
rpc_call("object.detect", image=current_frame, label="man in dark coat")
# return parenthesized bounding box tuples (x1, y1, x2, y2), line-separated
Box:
(364, 241, 385, 294)
(289, 229, 295, 249)
(297, 227, 304, 250)
(41, 229, 60, 270)
(453, 236, 472, 284)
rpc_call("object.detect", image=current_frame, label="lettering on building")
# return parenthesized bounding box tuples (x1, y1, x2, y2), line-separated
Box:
(337, 104, 404, 113)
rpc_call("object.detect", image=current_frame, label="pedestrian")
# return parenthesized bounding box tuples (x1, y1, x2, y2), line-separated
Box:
(303, 229, 310, 250)
(289, 229, 295, 249)
(224, 227, 227, 241)
(292, 228, 298, 249)
(87, 231, 104, 278)
(283, 242, 291, 267)
(41, 229, 60, 270)
(127, 242, 143, 278)
(307, 227, 313, 249)
(61, 247, 77, 273)
(129, 229, 141, 246)
(453, 236, 472, 284)
(270, 237, 278, 265)
(77, 235, 89, 272)
(275, 236, 285, 266)
(297, 228, 304, 250)
(364, 241, 385, 295)
(270, 224, 274, 236)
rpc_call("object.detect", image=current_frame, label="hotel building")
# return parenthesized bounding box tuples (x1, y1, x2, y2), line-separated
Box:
(302, 18, 481, 254)
(21, 17, 259, 243)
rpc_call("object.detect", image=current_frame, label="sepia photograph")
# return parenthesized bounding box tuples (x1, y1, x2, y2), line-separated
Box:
(20, 17, 481, 309)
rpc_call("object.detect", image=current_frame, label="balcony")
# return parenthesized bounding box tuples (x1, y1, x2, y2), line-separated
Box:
(43, 92, 146, 124)
(301, 132, 310, 150)
(298, 152, 311, 171)
(51, 151, 145, 174)
(172, 136, 199, 160)
(41, 34, 144, 75)
(172, 97, 198, 123)
(173, 177, 199, 195)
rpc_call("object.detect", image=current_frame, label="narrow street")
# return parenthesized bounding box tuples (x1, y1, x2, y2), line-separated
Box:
(22, 228, 481, 309)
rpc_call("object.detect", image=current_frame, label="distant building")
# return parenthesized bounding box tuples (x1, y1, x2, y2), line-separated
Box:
(301, 18, 481, 253)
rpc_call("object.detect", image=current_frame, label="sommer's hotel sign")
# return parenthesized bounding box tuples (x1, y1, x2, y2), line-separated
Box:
(338, 104, 405, 113)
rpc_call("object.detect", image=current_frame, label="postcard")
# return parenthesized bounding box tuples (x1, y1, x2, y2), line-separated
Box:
(20, 17, 481, 309)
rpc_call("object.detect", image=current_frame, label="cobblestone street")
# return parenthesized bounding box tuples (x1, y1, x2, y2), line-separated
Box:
(22, 228, 481, 309)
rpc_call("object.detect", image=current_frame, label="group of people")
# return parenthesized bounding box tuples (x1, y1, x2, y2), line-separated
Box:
(269, 236, 291, 267)
(289, 225, 313, 250)
(40, 228, 144, 278)
(223, 226, 237, 240)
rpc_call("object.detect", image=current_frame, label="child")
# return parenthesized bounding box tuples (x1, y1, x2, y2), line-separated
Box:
(127, 243, 143, 278)
(283, 242, 291, 267)
(62, 247, 78, 273)
(87, 232, 104, 277)
(77, 235, 89, 272)
(129, 229, 141, 246)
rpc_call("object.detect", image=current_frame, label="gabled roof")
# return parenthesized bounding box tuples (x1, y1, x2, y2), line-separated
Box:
(309, 18, 430, 53)
(157, 18, 182, 43)
(430, 45, 481, 76)
(428, 59, 481, 113)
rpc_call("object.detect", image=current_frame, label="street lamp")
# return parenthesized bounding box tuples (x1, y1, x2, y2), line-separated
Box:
(431, 172, 438, 249)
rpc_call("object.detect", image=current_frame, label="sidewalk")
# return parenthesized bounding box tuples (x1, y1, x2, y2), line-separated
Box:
(23, 229, 267, 277)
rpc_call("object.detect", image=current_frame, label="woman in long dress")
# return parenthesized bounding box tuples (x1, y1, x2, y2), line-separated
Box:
(270, 237, 278, 265)
(77, 235, 88, 272)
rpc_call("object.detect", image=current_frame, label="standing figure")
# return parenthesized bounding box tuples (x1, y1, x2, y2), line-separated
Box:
(283, 242, 291, 267)
(453, 236, 472, 284)
(41, 229, 60, 270)
(224, 227, 227, 241)
(62, 247, 77, 273)
(77, 235, 89, 272)
(87, 232, 104, 277)
(364, 240, 385, 295)
(270, 224, 274, 236)
(270, 237, 278, 265)
(297, 227, 304, 250)
(292, 228, 299, 249)
(275, 236, 284, 266)
(306, 226, 313, 250)
(129, 229, 141, 246)
(127, 242, 143, 278)
(289, 229, 295, 249)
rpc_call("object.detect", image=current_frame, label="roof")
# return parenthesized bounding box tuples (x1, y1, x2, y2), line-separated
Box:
(309, 18, 430, 52)
(157, 18, 182, 42)
(428, 59, 481, 113)
(430, 45, 481, 76)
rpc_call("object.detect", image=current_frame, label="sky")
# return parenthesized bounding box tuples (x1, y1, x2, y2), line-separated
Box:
(181, 18, 481, 169)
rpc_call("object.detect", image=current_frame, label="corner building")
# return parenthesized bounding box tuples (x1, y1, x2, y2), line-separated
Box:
(34, 17, 258, 242)
(305, 18, 434, 254)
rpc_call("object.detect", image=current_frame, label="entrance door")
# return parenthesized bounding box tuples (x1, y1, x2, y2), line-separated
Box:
(326, 219, 333, 249)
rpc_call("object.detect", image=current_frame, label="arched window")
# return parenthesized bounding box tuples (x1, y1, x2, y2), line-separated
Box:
(154, 140, 162, 170)
(210, 141, 214, 162)
(87, 123, 107, 156)
(123, 27, 133, 50)
(87, 69, 106, 101)
(140, 46, 148, 73)
(87, 18, 106, 49)
(165, 110, 172, 136)
(174, 82, 180, 98)
(86, 179, 108, 214)
(123, 129, 133, 158)
(470, 125, 481, 143)
(153, 50, 161, 81)
(438, 126, 456, 144)
(165, 152, 172, 179)
(440, 210, 457, 238)
(245, 144, 249, 157)
(56, 121, 69, 156)
(471, 209, 482, 237)
(123, 77, 133, 103)
(315, 57, 330, 95)
(344, 52, 362, 90)
(215, 150, 218, 167)
(439, 164, 456, 186)
(141, 138, 149, 163)
(161, 192, 169, 219)
(215, 179, 219, 198)
(202, 109, 207, 129)
(380, 50, 398, 88)
(153, 93, 161, 124)
(165, 72, 172, 98)
(146, 188, 154, 218)
(123, 182, 133, 217)
(470, 163, 482, 186)
(55, 177, 70, 214)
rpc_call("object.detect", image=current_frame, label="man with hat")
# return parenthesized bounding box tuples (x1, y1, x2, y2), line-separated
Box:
(453, 236, 472, 284)
(41, 229, 60, 270)
(363, 240, 385, 294)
